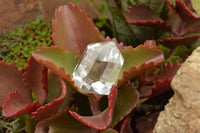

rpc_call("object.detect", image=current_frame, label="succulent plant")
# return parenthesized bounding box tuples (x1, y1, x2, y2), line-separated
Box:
(0, 1, 188, 133)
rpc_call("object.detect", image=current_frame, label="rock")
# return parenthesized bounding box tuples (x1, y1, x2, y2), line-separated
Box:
(153, 46, 200, 133)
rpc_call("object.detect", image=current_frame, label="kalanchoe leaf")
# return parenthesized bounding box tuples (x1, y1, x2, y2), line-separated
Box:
(0, 61, 32, 107)
(176, 0, 199, 21)
(31, 77, 67, 120)
(69, 85, 118, 130)
(110, 83, 139, 127)
(125, 5, 172, 32)
(23, 56, 48, 105)
(35, 108, 97, 133)
(143, 40, 157, 47)
(106, 0, 138, 46)
(157, 60, 181, 80)
(158, 35, 200, 48)
(117, 45, 164, 87)
(32, 46, 86, 95)
(135, 112, 159, 133)
(183, 19, 200, 34)
(52, 3, 104, 57)
(104, 36, 126, 49)
(191, 0, 200, 15)
(120, 117, 133, 133)
(165, 0, 176, 10)
(2, 89, 40, 117)
(101, 128, 118, 133)
(151, 61, 181, 97)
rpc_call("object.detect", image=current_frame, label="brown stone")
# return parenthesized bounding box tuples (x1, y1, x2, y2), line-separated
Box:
(153, 46, 200, 133)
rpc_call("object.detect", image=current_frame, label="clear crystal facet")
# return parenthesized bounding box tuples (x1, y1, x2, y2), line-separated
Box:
(72, 41, 124, 95)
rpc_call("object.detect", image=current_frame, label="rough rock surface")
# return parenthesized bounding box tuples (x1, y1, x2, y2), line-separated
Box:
(154, 46, 200, 133)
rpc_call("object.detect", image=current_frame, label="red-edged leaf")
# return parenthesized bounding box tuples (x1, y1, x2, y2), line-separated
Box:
(32, 46, 86, 95)
(126, 5, 172, 32)
(165, 0, 176, 10)
(158, 35, 200, 48)
(31, 78, 67, 120)
(110, 84, 139, 127)
(144, 40, 157, 47)
(52, 3, 104, 57)
(117, 45, 164, 87)
(120, 117, 133, 133)
(151, 77, 172, 97)
(35, 108, 97, 133)
(151, 61, 181, 97)
(101, 128, 118, 133)
(46, 71, 74, 111)
(158, 60, 181, 79)
(23, 56, 47, 105)
(104, 36, 126, 49)
(2, 89, 40, 117)
(183, 19, 200, 34)
(135, 112, 159, 133)
(0, 61, 32, 107)
(176, 0, 199, 21)
(69, 86, 118, 130)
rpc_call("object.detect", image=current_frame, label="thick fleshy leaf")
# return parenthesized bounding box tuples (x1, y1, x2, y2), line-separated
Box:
(23, 56, 47, 105)
(144, 40, 157, 47)
(135, 112, 159, 133)
(0, 61, 32, 107)
(151, 61, 181, 97)
(117, 45, 164, 87)
(158, 35, 200, 48)
(126, 5, 172, 32)
(46, 71, 74, 111)
(52, 3, 104, 57)
(35, 108, 97, 133)
(104, 36, 126, 49)
(110, 84, 139, 127)
(31, 78, 67, 120)
(120, 117, 133, 133)
(2, 89, 40, 117)
(176, 0, 199, 21)
(106, 0, 138, 46)
(69, 86, 118, 130)
(183, 19, 200, 34)
(101, 128, 118, 133)
(32, 46, 86, 94)
(191, 0, 200, 15)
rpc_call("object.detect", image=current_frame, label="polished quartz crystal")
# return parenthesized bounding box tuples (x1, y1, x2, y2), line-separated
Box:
(72, 41, 124, 95)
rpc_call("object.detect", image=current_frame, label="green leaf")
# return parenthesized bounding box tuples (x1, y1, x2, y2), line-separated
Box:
(191, 0, 200, 15)
(106, 0, 138, 46)
(32, 46, 86, 95)
(25, 116, 37, 133)
(117, 45, 164, 86)
(35, 108, 96, 133)
(110, 84, 139, 127)
(172, 45, 189, 56)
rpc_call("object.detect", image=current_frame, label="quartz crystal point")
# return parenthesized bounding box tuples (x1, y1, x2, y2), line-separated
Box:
(72, 41, 124, 95)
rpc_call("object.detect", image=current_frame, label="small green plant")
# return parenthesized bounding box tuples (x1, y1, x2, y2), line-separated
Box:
(0, 18, 53, 67)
